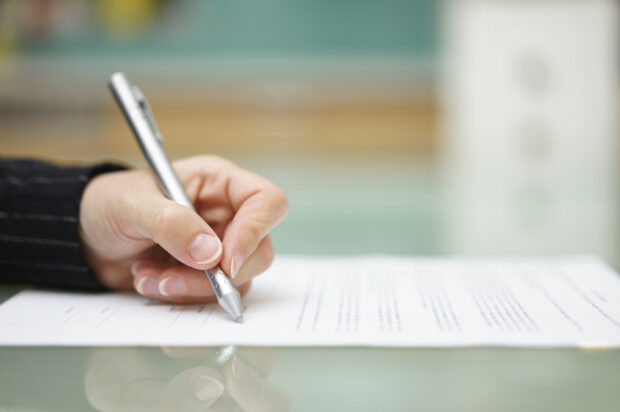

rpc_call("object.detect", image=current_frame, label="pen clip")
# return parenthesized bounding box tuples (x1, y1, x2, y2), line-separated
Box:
(131, 85, 164, 145)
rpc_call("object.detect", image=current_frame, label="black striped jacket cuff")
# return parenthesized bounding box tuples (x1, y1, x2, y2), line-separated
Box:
(0, 159, 127, 291)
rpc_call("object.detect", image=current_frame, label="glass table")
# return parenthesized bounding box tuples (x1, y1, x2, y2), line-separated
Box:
(1, 158, 619, 411)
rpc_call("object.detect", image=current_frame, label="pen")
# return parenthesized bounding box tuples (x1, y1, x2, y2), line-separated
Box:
(108, 72, 244, 323)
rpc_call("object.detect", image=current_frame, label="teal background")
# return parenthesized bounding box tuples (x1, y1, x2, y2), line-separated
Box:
(21, 0, 438, 56)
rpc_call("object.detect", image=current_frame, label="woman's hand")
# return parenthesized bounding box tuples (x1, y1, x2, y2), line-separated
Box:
(79, 155, 288, 303)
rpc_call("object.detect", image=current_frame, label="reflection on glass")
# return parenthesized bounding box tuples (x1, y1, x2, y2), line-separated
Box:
(84, 346, 290, 412)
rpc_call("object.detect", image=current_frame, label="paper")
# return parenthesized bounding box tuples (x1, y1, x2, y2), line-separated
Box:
(1, 256, 620, 347)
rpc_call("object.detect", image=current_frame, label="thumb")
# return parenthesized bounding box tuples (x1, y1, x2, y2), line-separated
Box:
(131, 196, 222, 270)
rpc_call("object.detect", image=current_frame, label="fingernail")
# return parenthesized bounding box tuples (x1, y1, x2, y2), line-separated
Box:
(159, 276, 188, 296)
(136, 277, 159, 296)
(230, 252, 245, 279)
(189, 233, 222, 265)
(190, 375, 224, 402)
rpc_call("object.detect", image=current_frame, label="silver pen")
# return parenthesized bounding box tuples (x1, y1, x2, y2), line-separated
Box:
(108, 72, 244, 323)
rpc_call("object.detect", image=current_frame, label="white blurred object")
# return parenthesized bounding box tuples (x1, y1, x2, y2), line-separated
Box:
(442, 0, 619, 261)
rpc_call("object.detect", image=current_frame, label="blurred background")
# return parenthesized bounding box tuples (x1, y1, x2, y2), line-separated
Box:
(0, 0, 618, 265)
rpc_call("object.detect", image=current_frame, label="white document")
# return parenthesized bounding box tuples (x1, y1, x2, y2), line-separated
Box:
(1, 256, 620, 347)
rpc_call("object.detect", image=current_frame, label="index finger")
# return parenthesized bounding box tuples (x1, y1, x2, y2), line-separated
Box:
(219, 165, 289, 278)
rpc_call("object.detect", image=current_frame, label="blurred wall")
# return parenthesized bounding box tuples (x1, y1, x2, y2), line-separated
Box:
(441, 0, 620, 262)
(1, 0, 619, 259)
(0, 0, 438, 165)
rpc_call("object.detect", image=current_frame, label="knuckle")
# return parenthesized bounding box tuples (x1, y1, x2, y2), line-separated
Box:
(176, 154, 238, 178)
(175, 154, 221, 172)
(194, 154, 220, 165)
(197, 154, 234, 170)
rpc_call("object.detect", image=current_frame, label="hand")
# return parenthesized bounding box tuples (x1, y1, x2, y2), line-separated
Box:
(79, 155, 289, 303)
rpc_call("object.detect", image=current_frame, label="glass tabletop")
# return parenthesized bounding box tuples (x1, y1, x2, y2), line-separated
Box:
(1, 346, 618, 412)
(1, 158, 619, 411)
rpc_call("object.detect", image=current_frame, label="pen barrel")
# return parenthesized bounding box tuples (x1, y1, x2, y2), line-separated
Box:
(206, 268, 237, 297)
(206, 268, 243, 320)
(108, 72, 193, 209)
(143, 143, 194, 209)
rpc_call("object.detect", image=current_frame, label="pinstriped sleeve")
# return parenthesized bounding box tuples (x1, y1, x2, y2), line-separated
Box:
(0, 158, 127, 290)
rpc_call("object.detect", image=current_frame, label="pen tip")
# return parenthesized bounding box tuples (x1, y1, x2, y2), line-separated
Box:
(235, 316, 244, 324)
